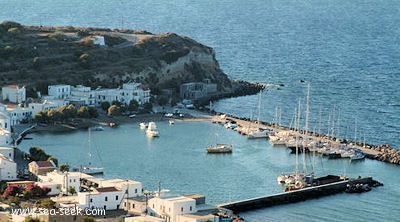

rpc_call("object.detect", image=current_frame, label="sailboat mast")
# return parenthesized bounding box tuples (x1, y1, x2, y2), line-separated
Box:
(88, 128, 91, 166)
(295, 100, 301, 176)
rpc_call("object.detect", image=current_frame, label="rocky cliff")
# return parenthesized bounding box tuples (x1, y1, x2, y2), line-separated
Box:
(0, 21, 251, 100)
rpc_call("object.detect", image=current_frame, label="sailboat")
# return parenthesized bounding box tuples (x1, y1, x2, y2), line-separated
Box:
(72, 128, 104, 175)
(247, 92, 270, 139)
(278, 86, 314, 191)
(206, 126, 233, 154)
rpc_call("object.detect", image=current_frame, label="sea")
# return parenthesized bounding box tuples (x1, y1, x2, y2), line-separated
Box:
(1, 0, 400, 221)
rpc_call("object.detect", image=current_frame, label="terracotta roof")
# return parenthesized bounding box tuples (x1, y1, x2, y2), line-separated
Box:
(35, 161, 55, 168)
(96, 187, 120, 193)
(4, 85, 20, 89)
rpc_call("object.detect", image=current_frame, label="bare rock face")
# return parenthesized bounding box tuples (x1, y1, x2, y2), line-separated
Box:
(0, 21, 233, 97)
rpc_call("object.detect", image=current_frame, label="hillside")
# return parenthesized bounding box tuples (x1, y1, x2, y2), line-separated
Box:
(0, 21, 262, 101)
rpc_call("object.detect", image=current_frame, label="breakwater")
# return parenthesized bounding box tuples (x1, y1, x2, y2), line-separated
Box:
(218, 176, 382, 213)
(209, 112, 400, 166)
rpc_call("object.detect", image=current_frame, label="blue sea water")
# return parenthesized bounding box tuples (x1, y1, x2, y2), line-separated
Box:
(2, 0, 400, 221)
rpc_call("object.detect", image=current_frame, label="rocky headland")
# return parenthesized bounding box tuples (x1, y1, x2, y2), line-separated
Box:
(0, 21, 264, 101)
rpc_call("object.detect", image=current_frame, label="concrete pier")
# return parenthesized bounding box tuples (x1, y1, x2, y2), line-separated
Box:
(217, 176, 380, 213)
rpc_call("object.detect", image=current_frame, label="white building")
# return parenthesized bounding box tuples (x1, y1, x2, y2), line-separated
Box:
(94, 36, 106, 46)
(2, 85, 26, 103)
(29, 100, 67, 117)
(37, 171, 92, 196)
(121, 82, 151, 105)
(78, 186, 123, 210)
(6, 104, 33, 125)
(48, 84, 71, 99)
(71, 177, 144, 211)
(0, 147, 14, 160)
(125, 215, 166, 222)
(147, 195, 219, 222)
(148, 196, 197, 221)
(70, 85, 96, 106)
(95, 88, 121, 106)
(0, 154, 17, 180)
(0, 104, 11, 131)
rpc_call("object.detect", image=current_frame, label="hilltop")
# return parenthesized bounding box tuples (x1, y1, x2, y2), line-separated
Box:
(0, 21, 263, 102)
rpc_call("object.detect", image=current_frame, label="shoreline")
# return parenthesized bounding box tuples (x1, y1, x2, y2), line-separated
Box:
(13, 109, 400, 166)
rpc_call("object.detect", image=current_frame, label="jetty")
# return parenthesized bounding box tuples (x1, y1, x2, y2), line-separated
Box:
(209, 113, 400, 165)
(217, 176, 382, 213)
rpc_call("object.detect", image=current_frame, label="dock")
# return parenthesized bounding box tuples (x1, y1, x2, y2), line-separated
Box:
(217, 176, 382, 213)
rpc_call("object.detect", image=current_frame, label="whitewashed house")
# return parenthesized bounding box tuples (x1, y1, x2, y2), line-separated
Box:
(0, 129, 12, 147)
(70, 85, 96, 106)
(78, 186, 123, 210)
(148, 196, 197, 221)
(147, 195, 219, 222)
(0, 147, 14, 160)
(37, 171, 92, 196)
(29, 100, 67, 117)
(2, 85, 26, 103)
(121, 82, 151, 105)
(0, 104, 11, 131)
(0, 154, 17, 180)
(95, 88, 121, 106)
(48, 84, 71, 99)
(68, 178, 144, 211)
(6, 104, 33, 125)
(125, 215, 166, 222)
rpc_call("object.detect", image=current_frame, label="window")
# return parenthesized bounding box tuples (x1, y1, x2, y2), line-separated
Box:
(90, 198, 93, 203)
(181, 207, 183, 212)
(135, 188, 138, 193)
(116, 195, 119, 200)
(190, 206, 192, 211)
(105, 196, 108, 201)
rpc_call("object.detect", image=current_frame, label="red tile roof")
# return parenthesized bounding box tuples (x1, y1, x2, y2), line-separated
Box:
(96, 187, 120, 193)
(35, 161, 55, 168)
(4, 85, 20, 89)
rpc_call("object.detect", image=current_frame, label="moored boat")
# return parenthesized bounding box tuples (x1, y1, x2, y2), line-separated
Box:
(206, 144, 233, 154)
(139, 122, 148, 129)
(146, 122, 159, 137)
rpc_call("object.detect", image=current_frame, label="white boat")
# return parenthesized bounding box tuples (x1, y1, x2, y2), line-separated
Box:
(139, 122, 148, 129)
(206, 144, 233, 153)
(247, 130, 269, 139)
(169, 120, 175, 125)
(146, 122, 159, 137)
(90, 125, 104, 131)
(350, 150, 365, 161)
(72, 128, 104, 175)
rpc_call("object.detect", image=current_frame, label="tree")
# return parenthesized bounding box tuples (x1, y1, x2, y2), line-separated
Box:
(157, 96, 168, 106)
(47, 108, 61, 123)
(108, 105, 121, 116)
(77, 106, 90, 118)
(87, 106, 98, 118)
(29, 147, 50, 161)
(128, 99, 139, 112)
(66, 104, 77, 118)
(68, 186, 77, 195)
(59, 164, 70, 172)
(36, 199, 55, 209)
(142, 102, 153, 113)
(100, 101, 111, 111)
(3, 185, 21, 198)
(34, 111, 50, 123)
